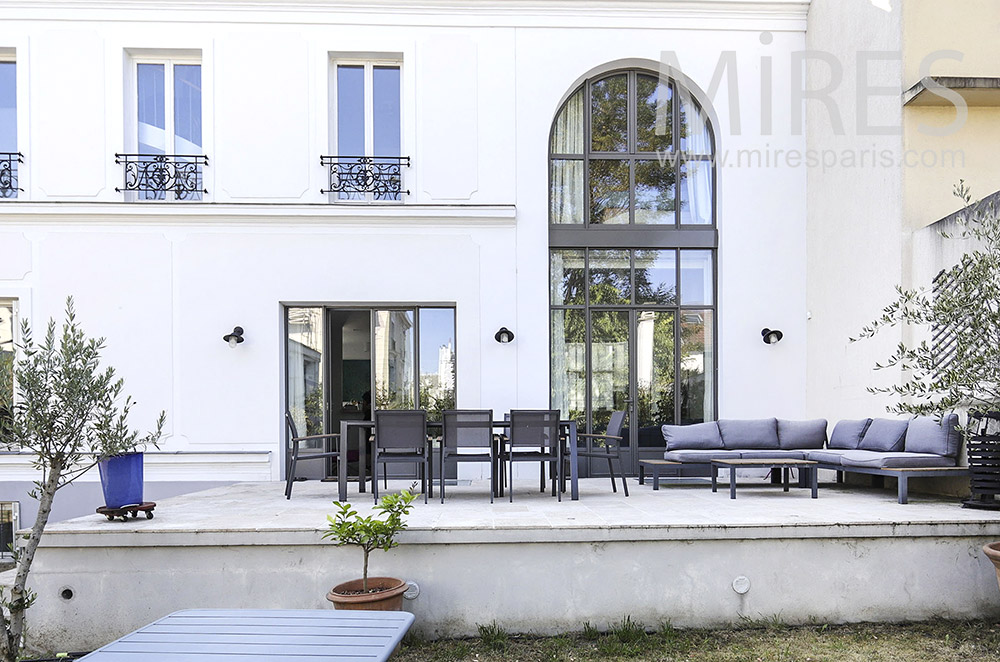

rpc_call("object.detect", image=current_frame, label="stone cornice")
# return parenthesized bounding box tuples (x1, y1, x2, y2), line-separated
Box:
(0, 0, 811, 29)
(0, 202, 518, 226)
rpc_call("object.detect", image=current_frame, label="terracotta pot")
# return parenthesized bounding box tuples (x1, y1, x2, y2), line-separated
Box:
(984, 543, 1000, 590)
(326, 576, 407, 611)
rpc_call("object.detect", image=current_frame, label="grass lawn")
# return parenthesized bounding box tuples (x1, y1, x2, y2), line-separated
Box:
(396, 618, 1000, 662)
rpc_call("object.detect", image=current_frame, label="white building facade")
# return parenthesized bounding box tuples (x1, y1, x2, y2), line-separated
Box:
(0, 0, 826, 521)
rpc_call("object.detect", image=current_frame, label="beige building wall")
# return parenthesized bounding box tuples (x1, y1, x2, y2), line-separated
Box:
(903, 0, 1000, 228)
(903, 0, 1000, 83)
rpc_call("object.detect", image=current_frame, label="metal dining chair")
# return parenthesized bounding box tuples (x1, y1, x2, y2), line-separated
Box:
(507, 410, 562, 502)
(284, 411, 342, 499)
(576, 410, 630, 496)
(440, 409, 496, 503)
(372, 410, 430, 503)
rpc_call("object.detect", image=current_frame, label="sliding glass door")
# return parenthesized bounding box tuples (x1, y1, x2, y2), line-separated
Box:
(285, 305, 456, 480)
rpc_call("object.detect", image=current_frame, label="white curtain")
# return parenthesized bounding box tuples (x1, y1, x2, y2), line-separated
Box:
(679, 91, 713, 226)
(551, 89, 584, 154)
(550, 89, 585, 224)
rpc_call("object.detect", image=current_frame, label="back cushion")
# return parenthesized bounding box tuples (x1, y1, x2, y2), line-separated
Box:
(717, 419, 779, 449)
(858, 418, 910, 452)
(905, 414, 961, 457)
(777, 419, 828, 449)
(828, 419, 872, 449)
(661, 422, 723, 450)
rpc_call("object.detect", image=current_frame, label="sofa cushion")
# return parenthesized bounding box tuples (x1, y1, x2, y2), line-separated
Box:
(905, 414, 961, 457)
(828, 419, 872, 449)
(777, 419, 828, 450)
(839, 450, 956, 469)
(858, 418, 910, 452)
(661, 421, 723, 450)
(738, 449, 806, 460)
(663, 449, 741, 463)
(717, 418, 779, 449)
(805, 449, 854, 465)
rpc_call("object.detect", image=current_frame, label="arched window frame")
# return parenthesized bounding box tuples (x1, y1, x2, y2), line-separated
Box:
(548, 63, 719, 439)
(548, 64, 718, 249)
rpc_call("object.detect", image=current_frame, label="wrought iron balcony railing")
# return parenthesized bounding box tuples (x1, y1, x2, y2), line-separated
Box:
(0, 152, 23, 199)
(115, 153, 208, 200)
(320, 155, 410, 201)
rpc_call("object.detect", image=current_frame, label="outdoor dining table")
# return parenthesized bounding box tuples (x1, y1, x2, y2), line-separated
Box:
(337, 418, 580, 501)
(76, 608, 415, 662)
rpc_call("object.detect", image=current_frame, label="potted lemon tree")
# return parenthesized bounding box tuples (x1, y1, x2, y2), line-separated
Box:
(322, 490, 416, 611)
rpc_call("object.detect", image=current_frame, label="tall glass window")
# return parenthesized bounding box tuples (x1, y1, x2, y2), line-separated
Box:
(0, 300, 15, 432)
(286, 308, 325, 443)
(0, 502, 17, 561)
(135, 59, 202, 200)
(549, 68, 717, 473)
(0, 60, 17, 199)
(332, 60, 402, 202)
(550, 70, 714, 227)
(418, 308, 456, 420)
(0, 61, 14, 154)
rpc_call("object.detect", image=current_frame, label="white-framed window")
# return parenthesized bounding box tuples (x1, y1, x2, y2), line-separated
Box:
(123, 53, 204, 201)
(328, 58, 404, 202)
(0, 502, 18, 559)
(1, 298, 15, 432)
(0, 53, 18, 199)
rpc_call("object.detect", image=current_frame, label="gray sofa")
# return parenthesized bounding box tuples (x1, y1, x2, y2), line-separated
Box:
(660, 415, 968, 503)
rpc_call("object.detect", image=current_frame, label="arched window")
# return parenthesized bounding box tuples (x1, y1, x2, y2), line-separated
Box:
(549, 67, 717, 476)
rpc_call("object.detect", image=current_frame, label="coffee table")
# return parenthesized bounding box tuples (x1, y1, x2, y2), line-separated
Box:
(638, 459, 681, 490)
(711, 459, 818, 499)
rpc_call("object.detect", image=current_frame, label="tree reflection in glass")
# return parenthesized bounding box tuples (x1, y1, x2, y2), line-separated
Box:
(635, 311, 675, 444)
(635, 160, 675, 224)
(589, 159, 629, 224)
(588, 249, 631, 304)
(417, 308, 456, 422)
(590, 74, 628, 152)
(635, 249, 677, 305)
(680, 310, 714, 424)
(636, 74, 672, 153)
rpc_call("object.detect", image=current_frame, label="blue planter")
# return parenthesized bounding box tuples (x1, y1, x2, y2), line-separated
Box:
(98, 453, 144, 508)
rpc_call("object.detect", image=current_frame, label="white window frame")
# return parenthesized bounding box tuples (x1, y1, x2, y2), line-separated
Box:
(0, 297, 17, 350)
(0, 501, 18, 559)
(128, 54, 202, 156)
(0, 297, 18, 415)
(124, 52, 204, 202)
(329, 57, 404, 204)
(0, 51, 18, 200)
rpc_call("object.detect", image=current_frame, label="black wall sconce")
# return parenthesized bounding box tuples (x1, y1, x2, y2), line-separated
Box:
(494, 327, 515, 344)
(761, 328, 783, 345)
(223, 326, 245, 348)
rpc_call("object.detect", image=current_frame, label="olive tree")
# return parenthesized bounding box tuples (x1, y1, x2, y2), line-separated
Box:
(854, 183, 1000, 417)
(0, 298, 164, 662)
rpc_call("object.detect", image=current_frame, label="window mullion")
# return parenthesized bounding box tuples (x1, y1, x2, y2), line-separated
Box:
(364, 62, 374, 203)
(164, 62, 176, 201)
(584, 81, 591, 226)
(673, 82, 681, 228)
(165, 62, 175, 155)
(364, 62, 374, 157)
